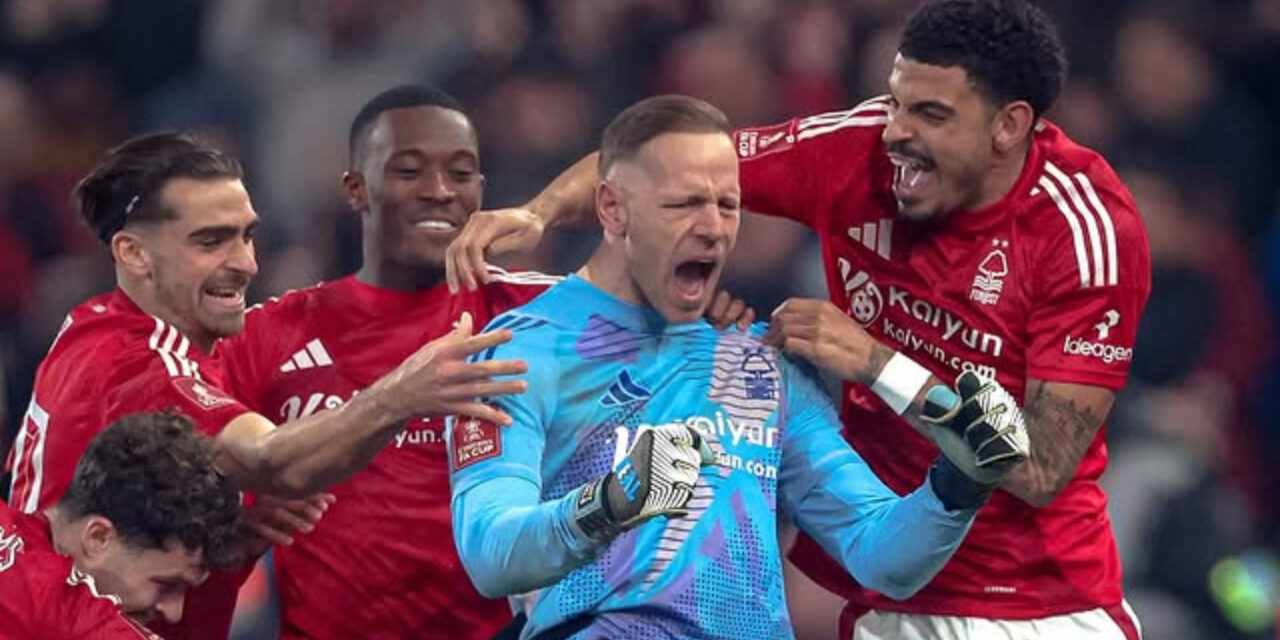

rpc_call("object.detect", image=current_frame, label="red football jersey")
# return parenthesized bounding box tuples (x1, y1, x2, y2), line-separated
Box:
(0, 501, 163, 640)
(5, 289, 252, 640)
(219, 269, 556, 640)
(737, 97, 1151, 619)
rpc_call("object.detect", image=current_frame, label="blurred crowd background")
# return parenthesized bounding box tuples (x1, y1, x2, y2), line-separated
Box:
(0, 1, 1276, 639)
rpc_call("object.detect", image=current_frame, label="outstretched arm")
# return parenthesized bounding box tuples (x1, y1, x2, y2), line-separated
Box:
(214, 314, 527, 497)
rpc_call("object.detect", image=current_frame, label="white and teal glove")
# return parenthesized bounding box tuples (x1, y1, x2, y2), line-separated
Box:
(572, 424, 717, 542)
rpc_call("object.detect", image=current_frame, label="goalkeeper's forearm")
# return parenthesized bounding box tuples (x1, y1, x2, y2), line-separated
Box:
(452, 476, 605, 598)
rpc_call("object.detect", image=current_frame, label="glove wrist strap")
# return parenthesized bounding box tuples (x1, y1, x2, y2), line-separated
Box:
(871, 351, 932, 415)
(571, 476, 621, 543)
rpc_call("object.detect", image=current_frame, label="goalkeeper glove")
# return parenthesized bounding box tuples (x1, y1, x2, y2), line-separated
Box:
(571, 424, 717, 542)
(920, 371, 1030, 509)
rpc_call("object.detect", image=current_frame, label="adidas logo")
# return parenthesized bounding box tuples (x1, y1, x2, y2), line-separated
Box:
(280, 339, 334, 372)
(847, 219, 892, 259)
(600, 370, 651, 407)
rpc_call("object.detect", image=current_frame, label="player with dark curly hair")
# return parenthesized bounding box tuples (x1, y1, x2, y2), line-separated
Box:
(446, 0, 1151, 637)
(0, 411, 242, 638)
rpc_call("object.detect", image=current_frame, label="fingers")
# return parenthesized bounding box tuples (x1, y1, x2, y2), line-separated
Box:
(452, 312, 474, 339)
(466, 240, 489, 289)
(708, 291, 731, 329)
(448, 358, 529, 382)
(445, 328, 514, 358)
(449, 379, 529, 400)
(735, 304, 755, 332)
(245, 520, 297, 546)
(453, 402, 515, 426)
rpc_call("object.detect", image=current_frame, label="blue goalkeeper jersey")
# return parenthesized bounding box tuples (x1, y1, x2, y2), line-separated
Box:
(449, 275, 976, 640)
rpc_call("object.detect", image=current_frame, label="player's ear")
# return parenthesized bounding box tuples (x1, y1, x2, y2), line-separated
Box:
(596, 179, 628, 239)
(992, 100, 1034, 154)
(342, 170, 368, 215)
(77, 515, 119, 568)
(111, 230, 152, 276)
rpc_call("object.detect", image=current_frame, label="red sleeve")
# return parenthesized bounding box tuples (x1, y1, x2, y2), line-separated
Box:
(736, 118, 816, 225)
(102, 349, 250, 437)
(737, 97, 892, 229)
(1024, 164, 1152, 389)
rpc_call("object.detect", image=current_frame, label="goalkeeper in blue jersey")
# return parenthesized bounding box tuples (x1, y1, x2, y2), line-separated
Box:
(447, 95, 1031, 640)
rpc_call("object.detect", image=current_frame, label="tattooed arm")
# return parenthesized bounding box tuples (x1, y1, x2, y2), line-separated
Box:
(995, 379, 1114, 507)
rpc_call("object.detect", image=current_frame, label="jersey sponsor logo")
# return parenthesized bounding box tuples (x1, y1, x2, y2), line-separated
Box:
(0, 525, 24, 572)
(846, 219, 893, 259)
(970, 239, 1010, 306)
(279, 338, 333, 372)
(617, 412, 780, 480)
(279, 392, 348, 422)
(838, 260, 885, 325)
(170, 377, 238, 410)
(736, 123, 794, 159)
(1063, 310, 1132, 363)
(394, 419, 443, 448)
(1094, 309, 1120, 340)
(838, 259, 1005, 357)
(452, 416, 502, 470)
(739, 347, 777, 401)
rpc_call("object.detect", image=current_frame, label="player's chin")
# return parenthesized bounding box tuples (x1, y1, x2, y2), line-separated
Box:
(663, 268, 719, 323)
(202, 311, 246, 339)
(895, 196, 944, 222)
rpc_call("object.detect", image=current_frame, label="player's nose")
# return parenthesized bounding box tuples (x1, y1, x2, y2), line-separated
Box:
(881, 108, 912, 146)
(417, 169, 457, 202)
(226, 237, 259, 276)
(156, 596, 185, 624)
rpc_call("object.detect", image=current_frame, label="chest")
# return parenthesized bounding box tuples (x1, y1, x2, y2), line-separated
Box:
(822, 206, 1032, 384)
(541, 330, 786, 494)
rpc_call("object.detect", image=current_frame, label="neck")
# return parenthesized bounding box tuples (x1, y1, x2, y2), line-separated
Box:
(577, 241, 644, 306)
(356, 256, 446, 292)
(117, 270, 215, 354)
(44, 506, 77, 557)
(972, 138, 1032, 211)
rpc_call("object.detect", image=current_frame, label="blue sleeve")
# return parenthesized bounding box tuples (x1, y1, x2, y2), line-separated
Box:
(776, 359, 977, 600)
(449, 321, 603, 598)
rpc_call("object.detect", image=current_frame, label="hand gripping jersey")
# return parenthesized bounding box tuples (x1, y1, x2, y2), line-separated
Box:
(219, 268, 555, 640)
(0, 502, 164, 640)
(5, 289, 252, 640)
(449, 275, 977, 640)
(736, 96, 1152, 621)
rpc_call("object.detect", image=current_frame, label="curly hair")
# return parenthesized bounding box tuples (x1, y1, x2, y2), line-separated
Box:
(900, 0, 1067, 116)
(57, 411, 244, 570)
(74, 131, 243, 245)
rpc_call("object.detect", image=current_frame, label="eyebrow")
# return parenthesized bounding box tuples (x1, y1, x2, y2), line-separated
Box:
(388, 149, 478, 163)
(188, 219, 258, 241)
(907, 100, 956, 117)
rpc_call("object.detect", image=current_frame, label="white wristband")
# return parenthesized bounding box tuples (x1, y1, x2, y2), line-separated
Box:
(870, 352, 932, 415)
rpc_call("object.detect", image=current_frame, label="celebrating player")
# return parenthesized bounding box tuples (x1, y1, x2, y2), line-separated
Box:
(446, 1, 1151, 637)
(448, 95, 1032, 640)
(216, 85, 555, 640)
(5, 131, 528, 640)
(0, 411, 241, 639)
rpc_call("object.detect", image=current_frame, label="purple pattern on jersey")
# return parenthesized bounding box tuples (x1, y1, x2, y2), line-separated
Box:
(575, 316, 648, 362)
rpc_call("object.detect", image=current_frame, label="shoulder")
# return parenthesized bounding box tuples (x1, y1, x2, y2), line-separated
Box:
(480, 266, 562, 311)
(243, 279, 334, 327)
(738, 96, 888, 160)
(1019, 121, 1149, 289)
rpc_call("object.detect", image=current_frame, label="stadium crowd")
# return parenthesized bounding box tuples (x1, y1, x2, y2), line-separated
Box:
(0, 1, 1276, 639)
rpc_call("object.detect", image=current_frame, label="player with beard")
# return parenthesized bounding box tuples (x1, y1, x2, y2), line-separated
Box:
(6, 131, 528, 640)
(1, 411, 241, 639)
(445, 1, 1152, 638)
(449, 95, 1030, 640)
